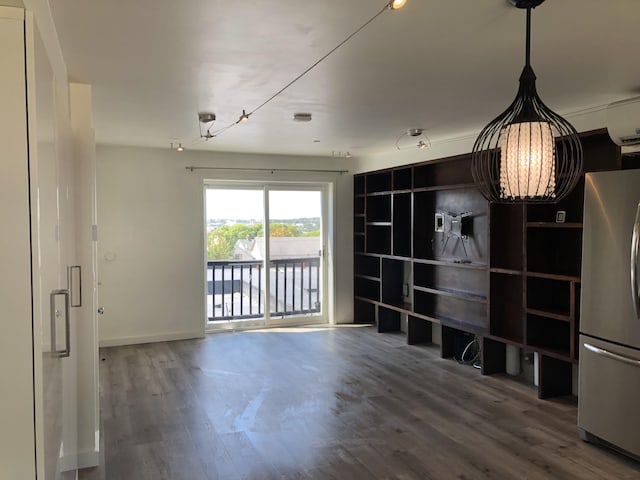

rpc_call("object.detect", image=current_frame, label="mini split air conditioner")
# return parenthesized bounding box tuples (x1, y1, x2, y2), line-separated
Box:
(606, 96, 640, 146)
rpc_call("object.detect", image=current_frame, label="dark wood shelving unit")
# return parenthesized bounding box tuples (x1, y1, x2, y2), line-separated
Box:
(484, 129, 620, 398)
(393, 167, 412, 191)
(413, 286, 487, 303)
(378, 305, 401, 333)
(527, 222, 583, 228)
(407, 315, 433, 345)
(392, 192, 412, 258)
(415, 258, 487, 270)
(353, 129, 621, 399)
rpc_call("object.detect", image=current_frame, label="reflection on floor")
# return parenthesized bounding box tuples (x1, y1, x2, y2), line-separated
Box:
(80, 325, 640, 479)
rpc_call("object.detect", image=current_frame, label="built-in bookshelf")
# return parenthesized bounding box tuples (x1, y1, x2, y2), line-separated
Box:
(354, 129, 620, 399)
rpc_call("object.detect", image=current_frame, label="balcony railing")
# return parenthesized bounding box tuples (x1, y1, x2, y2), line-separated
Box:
(207, 257, 320, 321)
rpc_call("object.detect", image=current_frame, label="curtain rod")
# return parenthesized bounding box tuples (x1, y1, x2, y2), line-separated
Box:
(185, 166, 349, 175)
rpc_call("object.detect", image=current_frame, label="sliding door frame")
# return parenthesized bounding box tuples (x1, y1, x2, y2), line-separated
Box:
(204, 180, 331, 333)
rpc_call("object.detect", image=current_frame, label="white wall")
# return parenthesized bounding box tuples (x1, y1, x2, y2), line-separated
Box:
(94, 97, 612, 347)
(96, 145, 353, 346)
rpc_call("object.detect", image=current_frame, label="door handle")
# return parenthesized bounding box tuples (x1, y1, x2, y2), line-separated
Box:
(631, 201, 640, 320)
(68, 265, 82, 308)
(584, 343, 640, 368)
(50, 289, 71, 358)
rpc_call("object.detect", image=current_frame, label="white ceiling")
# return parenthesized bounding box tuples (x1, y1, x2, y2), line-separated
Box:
(49, 0, 640, 157)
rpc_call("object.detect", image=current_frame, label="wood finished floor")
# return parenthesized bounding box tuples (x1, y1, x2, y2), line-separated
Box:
(79, 326, 640, 480)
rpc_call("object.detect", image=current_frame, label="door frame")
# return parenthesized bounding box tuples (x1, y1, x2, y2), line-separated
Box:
(203, 180, 333, 333)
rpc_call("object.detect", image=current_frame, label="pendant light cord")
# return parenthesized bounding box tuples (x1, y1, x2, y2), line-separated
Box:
(525, 7, 531, 67)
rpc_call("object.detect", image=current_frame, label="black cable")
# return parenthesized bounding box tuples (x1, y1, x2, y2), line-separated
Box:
(208, 1, 395, 138)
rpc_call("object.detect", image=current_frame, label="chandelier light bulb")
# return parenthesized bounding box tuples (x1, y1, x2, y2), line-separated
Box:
(176, 143, 184, 152)
(239, 109, 250, 123)
(500, 121, 554, 199)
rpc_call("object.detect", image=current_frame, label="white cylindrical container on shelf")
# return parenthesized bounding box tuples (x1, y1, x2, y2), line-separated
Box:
(506, 344, 520, 376)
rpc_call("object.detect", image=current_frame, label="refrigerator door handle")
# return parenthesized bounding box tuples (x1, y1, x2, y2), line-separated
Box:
(584, 343, 640, 368)
(632, 201, 640, 320)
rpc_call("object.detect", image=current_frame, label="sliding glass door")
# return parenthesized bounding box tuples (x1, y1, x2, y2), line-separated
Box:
(206, 187, 265, 328)
(205, 183, 326, 330)
(268, 190, 322, 321)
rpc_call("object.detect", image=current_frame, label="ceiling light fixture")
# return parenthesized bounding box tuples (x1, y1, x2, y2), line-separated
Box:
(395, 128, 430, 150)
(198, 112, 216, 140)
(470, 0, 582, 203)
(198, 112, 216, 123)
(239, 109, 250, 123)
(170, 142, 185, 152)
(388, 0, 407, 10)
(206, 1, 407, 140)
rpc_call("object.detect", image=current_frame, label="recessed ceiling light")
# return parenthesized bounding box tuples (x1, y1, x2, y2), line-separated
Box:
(293, 112, 313, 122)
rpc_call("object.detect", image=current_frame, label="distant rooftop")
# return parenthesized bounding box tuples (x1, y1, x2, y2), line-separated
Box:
(234, 236, 320, 260)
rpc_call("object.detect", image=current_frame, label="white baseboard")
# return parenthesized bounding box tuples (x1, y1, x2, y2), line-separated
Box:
(99, 330, 204, 347)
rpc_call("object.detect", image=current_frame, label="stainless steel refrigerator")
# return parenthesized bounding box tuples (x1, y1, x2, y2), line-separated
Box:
(579, 169, 640, 460)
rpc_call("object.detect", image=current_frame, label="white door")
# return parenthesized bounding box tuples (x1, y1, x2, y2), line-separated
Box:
(28, 14, 77, 479)
(0, 8, 77, 478)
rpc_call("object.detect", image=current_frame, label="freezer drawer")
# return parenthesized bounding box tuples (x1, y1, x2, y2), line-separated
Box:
(578, 335, 640, 459)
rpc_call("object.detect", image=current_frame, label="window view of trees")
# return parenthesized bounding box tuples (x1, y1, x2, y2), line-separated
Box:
(207, 218, 320, 260)
(207, 223, 262, 260)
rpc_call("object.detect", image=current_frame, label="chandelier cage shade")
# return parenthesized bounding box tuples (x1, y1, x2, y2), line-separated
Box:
(470, 3, 583, 203)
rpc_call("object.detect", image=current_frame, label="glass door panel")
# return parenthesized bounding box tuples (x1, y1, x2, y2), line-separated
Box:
(206, 188, 265, 327)
(268, 190, 322, 320)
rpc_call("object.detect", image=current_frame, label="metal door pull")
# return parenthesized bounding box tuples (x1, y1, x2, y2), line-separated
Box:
(50, 289, 71, 358)
(68, 265, 82, 307)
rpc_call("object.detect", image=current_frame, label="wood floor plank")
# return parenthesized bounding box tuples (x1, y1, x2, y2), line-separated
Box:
(80, 326, 640, 479)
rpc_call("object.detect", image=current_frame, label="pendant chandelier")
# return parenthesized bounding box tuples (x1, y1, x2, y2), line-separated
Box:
(471, 0, 583, 203)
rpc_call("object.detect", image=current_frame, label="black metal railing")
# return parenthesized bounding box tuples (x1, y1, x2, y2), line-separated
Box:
(207, 257, 320, 321)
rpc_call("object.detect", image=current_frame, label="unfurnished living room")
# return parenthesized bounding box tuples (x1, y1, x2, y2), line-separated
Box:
(2, 0, 640, 479)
